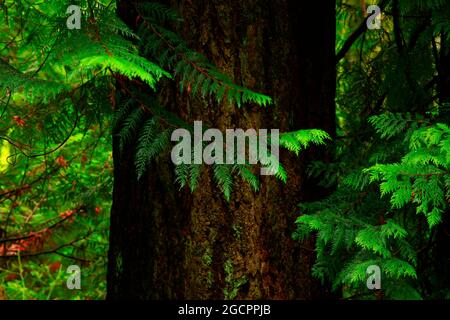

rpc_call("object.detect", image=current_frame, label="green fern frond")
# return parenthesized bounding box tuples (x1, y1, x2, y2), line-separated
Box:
(138, 23, 272, 108)
(234, 164, 260, 192)
(280, 129, 331, 155)
(118, 108, 145, 152)
(213, 164, 233, 201)
(135, 117, 160, 179)
(188, 163, 202, 193)
(135, 127, 171, 180)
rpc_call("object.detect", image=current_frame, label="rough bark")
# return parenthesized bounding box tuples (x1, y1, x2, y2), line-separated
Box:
(107, 0, 336, 299)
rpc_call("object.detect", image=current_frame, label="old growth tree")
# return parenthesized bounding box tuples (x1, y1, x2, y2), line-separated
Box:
(107, 0, 336, 299)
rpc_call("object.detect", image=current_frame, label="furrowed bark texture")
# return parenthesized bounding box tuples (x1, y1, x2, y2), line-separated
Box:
(107, 0, 336, 299)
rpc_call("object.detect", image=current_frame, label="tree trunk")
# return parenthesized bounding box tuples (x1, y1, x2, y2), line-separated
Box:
(107, 0, 336, 299)
(431, 35, 450, 298)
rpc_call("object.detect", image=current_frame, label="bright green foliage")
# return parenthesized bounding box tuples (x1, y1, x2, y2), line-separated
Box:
(294, 0, 450, 300)
(94, 1, 329, 199)
(137, 10, 273, 108)
(280, 130, 331, 156)
(0, 125, 112, 299)
(0, 0, 330, 299)
(0, 60, 69, 104)
(135, 117, 167, 180)
(234, 164, 260, 192)
(110, 2, 328, 199)
(366, 120, 450, 228)
(213, 164, 234, 202)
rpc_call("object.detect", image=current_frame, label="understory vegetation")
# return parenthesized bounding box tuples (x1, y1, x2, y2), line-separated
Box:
(0, 0, 449, 300)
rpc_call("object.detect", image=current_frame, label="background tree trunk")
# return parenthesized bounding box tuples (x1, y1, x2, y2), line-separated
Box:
(107, 0, 336, 299)
(431, 36, 450, 298)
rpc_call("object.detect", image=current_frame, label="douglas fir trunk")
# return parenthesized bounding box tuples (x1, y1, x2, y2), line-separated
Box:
(107, 0, 336, 299)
